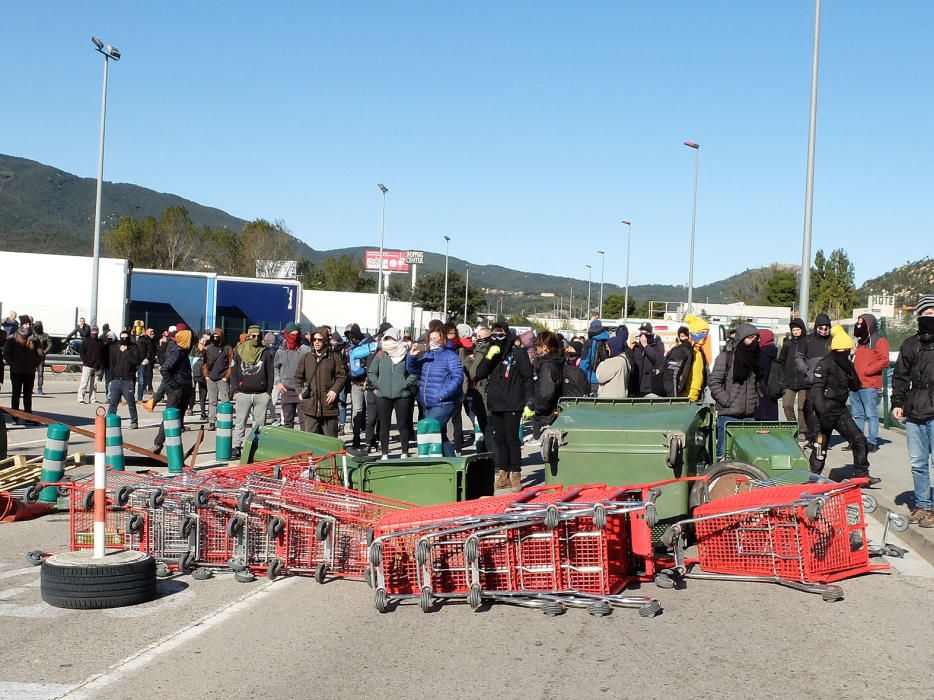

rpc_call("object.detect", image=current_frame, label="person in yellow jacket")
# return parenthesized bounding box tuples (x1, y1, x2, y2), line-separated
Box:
(684, 314, 710, 401)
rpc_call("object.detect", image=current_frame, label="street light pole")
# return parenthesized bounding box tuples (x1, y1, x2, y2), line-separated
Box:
(442, 235, 451, 322)
(569, 282, 573, 325)
(585, 264, 592, 319)
(683, 141, 700, 315)
(463, 264, 469, 322)
(376, 184, 388, 327)
(621, 220, 631, 322)
(597, 250, 606, 319)
(799, 0, 822, 322)
(89, 36, 120, 327)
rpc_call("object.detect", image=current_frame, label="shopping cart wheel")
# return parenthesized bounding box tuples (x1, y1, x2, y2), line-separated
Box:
(314, 563, 328, 584)
(58, 485, 71, 498)
(593, 505, 607, 530)
(180, 515, 197, 539)
(25, 550, 46, 566)
(116, 486, 134, 507)
(192, 567, 213, 580)
(368, 542, 383, 568)
(861, 494, 878, 514)
(660, 526, 680, 549)
(374, 588, 389, 613)
(228, 557, 248, 572)
(82, 491, 95, 511)
(419, 587, 433, 613)
(315, 520, 331, 542)
(149, 489, 166, 510)
(196, 489, 210, 507)
(178, 552, 196, 574)
(267, 517, 285, 539)
(363, 567, 373, 589)
(588, 601, 612, 617)
(638, 601, 663, 618)
(821, 586, 844, 603)
(889, 513, 910, 533)
(24, 484, 42, 503)
(227, 515, 245, 538)
(654, 573, 676, 589)
(465, 536, 480, 564)
(544, 505, 560, 531)
(414, 540, 431, 566)
(542, 603, 566, 617)
(268, 558, 285, 580)
(644, 503, 658, 529)
(126, 513, 144, 535)
(468, 583, 482, 610)
(272, 465, 282, 479)
(804, 499, 824, 522)
(237, 490, 254, 513)
(155, 562, 172, 578)
(234, 570, 256, 583)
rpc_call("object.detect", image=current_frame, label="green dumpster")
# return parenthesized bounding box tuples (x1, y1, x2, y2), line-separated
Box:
(723, 421, 810, 473)
(542, 398, 714, 520)
(242, 425, 345, 465)
(341, 455, 496, 506)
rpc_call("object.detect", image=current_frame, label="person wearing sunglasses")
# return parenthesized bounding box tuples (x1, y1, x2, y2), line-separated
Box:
(295, 328, 346, 437)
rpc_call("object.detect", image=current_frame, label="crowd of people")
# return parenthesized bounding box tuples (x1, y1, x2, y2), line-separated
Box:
(1, 296, 933, 508)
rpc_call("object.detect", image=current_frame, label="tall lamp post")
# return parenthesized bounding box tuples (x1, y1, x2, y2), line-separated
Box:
(463, 264, 469, 322)
(89, 36, 121, 327)
(585, 264, 592, 319)
(597, 250, 606, 319)
(621, 220, 631, 322)
(376, 184, 388, 327)
(799, 0, 822, 322)
(683, 140, 700, 314)
(442, 235, 451, 322)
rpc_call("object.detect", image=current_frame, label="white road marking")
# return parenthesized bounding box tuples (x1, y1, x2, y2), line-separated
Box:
(59, 577, 298, 699)
(0, 681, 74, 700)
(0, 602, 67, 619)
(0, 566, 40, 580)
(102, 585, 195, 618)
(0, 587, 29, 600)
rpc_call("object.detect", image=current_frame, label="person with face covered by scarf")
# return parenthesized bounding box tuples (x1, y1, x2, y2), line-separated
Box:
(229, 325, 275, 458)
(849, 314, 889, 452)
(709, 323, 760, 459)
(407, 327, 463, 457)
(368, 327, 417, 458)
(892, 295, 934, 525)
(202, 328, 233, 429)
(809, 326, 878, 486)
(78, 325, 102, 404)
(107, 329, 140, 428)
(152, 323, 194, 454)
(475, 322, 533, 491)
(4, 315, 43, 422)
(274, 322, 310, 430)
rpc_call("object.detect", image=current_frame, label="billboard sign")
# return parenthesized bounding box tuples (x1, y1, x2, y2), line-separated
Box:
(365, 249, 410, 273)
(405, 250, 424, 265)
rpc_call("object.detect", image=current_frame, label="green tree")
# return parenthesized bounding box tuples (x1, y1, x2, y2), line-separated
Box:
(764, 269, 797, 307)
(413, 271, 486, 323)
(237, 219, 296, 278)
(151, 207, 198, 270)
(601, 293, 636, 318)
(387, 278, 413, 302)
(103, 215, 158, 267)
(810, 248, 859, 320)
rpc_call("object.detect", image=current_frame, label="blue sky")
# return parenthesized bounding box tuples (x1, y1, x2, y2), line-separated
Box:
(3, 2, 932, 288)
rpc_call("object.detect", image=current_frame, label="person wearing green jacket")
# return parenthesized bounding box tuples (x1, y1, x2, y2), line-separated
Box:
(367, 327, 418, 459)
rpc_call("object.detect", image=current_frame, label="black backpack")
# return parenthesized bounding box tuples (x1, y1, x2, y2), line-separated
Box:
(561, 363, 591, 397)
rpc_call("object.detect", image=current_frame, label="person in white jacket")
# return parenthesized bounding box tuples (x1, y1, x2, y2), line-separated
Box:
(596, 354, 630, 399)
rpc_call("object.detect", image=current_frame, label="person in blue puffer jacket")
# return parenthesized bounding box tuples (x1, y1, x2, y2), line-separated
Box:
(406, 326, 463, 456)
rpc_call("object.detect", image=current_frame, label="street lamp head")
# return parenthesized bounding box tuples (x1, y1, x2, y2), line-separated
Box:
(621, 220, 631, 226)
(585, 264, 591, 269)
(597, 250, 605, 255)
(683, 141, 699, 149)
(377, 183, 388, 193)
(91, 36, 121, 60)
(443, 235, 451, 242)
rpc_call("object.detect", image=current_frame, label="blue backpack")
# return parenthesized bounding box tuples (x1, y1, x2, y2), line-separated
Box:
(349, 341, 377, 379)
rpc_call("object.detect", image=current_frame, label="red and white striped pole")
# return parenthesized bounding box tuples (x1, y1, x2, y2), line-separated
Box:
(94, 407, 107, 559)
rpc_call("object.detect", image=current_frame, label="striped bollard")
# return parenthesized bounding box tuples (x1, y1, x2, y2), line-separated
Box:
(163, 407, 184, 473)
(93, 409, 107, 558)
(416, 418, 443, 456)
(105, 413, 125, 472)
(216, 402, 233, 461)
(38, 424, 71, 504)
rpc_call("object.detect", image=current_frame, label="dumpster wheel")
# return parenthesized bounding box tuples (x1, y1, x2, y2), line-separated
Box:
(695, 461, 768, 505)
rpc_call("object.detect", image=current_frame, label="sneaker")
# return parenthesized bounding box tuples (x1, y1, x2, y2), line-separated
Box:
(208, 423, 216, 431)
(36, 389, 45, 396)
(867, 444, 879, 453)
(908, 508, 927, 525)
(380, 454, 390, 461)
(857, 476, 881, 488)
(841, 444, 852, 451)
(152, 444, 163, 455)
(128, 423, 138, 430)
(797, 433, 808, 443)
(78, 399, 87, 404)
(919, 510, 934, 528)
(230, 448, 242, 461)
(401, 451, 410, 459)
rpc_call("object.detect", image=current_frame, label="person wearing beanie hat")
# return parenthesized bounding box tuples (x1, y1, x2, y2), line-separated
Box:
(229, 324, 275, 458)
(632, 322, 665, 397)
(891, 294, 934, 525)
(778, 318, 810, 440)
(201, 328, 233, 429)
(150, 322, 194, 455)
(797, 312, 834, 444)
(580, 320, 611, 393)
(709, 323, 760, 459)
(808, 325, 878, 485)
(275, 321, 310, 430)
(77, 324, 103, 404)
(3, 315, 43, 422)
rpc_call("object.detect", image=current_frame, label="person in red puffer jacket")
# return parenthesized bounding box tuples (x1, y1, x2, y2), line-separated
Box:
(851, 314, 889, 452)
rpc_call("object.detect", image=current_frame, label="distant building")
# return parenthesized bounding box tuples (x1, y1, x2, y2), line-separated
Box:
(850, 292, 897, 322)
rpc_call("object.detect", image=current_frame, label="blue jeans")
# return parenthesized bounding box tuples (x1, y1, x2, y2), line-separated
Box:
(136, 364, 147, 401)
(716, 414, 755, 460)
(906, 419, 934, 510)
(849, 388, 879, 446)
(426, 403, 456, 457)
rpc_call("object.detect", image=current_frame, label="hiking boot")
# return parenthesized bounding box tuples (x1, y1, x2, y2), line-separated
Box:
(494, 470, 510, 489)
(509, 471, 523, 493)
(908, 508, 927, 525)
(919, 510, 934, 528)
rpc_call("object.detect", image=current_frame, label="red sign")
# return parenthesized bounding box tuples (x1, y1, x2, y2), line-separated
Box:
(365, 250, 410, 273)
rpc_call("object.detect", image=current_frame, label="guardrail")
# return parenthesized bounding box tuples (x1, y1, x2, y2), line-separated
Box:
(43, 354, 83, 367)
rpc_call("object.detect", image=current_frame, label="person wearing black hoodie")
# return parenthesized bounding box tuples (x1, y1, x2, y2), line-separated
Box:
(709, 323, 760, 459)
(476, 321, 533, 492)
(152, 326, 194, 454)
(778, 318, 809, 439)
(631, 322, 665, 397)
(78, 326, 102, 404)
(797, 313, 833, 444)
(529, 331, 564, 440)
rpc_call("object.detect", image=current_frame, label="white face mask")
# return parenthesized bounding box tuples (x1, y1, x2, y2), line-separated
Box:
(429, 339, 443, 351)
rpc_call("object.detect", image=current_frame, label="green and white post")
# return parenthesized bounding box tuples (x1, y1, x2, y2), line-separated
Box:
(104, 413, 125, 472)
(163, 407, 184, 473)
(416, 418, 443, 456)
(216, 402, 233, 461)
(39, 424, 71, 504)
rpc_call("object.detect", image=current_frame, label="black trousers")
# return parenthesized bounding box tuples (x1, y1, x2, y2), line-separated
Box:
(376, 395, 414, 455)
(489, 409, 522, 473)
(154, 385, 193, 448)
(11, 372, 35, 414)
(451, 397, 464, 449)
(809, 407, 870, 475)
(189, 379, 207, 415)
